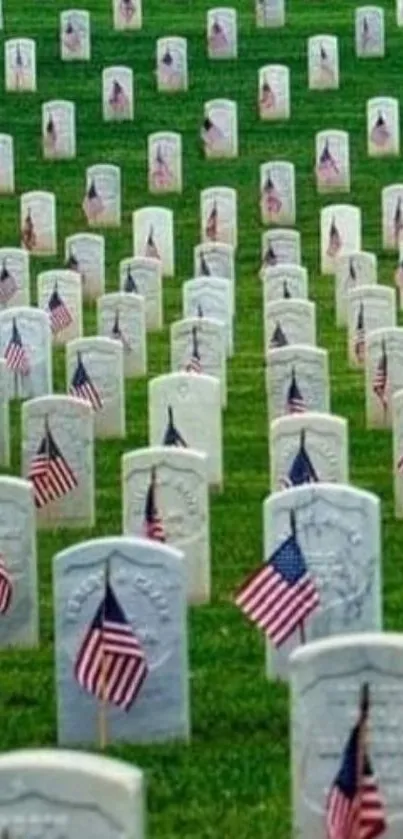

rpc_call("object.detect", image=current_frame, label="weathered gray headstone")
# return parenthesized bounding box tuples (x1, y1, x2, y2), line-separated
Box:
(97, 292, 147, 378)
(0, 307, 52, 400)
(270, 412, 349, 491)
(66, 337, 125, 439)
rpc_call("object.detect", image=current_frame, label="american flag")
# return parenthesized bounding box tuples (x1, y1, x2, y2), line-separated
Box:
(159, 47, 176, 86)
(69, 352, 103, 411)
(270, 322, 288, 349)
(326, 683, 387, 839)
(201, 118, 223, 150)
(14, 44, 25, 87)
(4, 318, 30, 376)
(28, 420, 78, 509)
(0, 260, 17, 305)
(347, 257, 357, 285)
(47, 285, 73, 335)
(152, 145, 173, 189)
(74, 571, 148, 712)
(327, 217, 342, 257)
(124, 265, 139, 293)
(361, 15, 371, 50)
(283, 281, 291, 299)
(119, 0, 135, 21)
(262, 174, 282, 215)
(370, 113, 390, 147)
(286, 368, 307, 414)
(44, 113, 57, 152)
(111, 310, 131, 351)
(372, 340, 388, 410)
(260, 79, 275, 110)
(280, 430, 319, 489)
(82, 180, 104, 223)
(163, 405, 188, 447)
(317, 140, 340, 182)
(143, 467, 166, 541)
(145, 227, 160, 260)
(235, 511, 319, 647)
(185, 326, 202, 372)
(65, 248, 80, 273)
(197, 303, 204, 318)
(63, 21, 81, 52)
(0, 554, 13, 615)
(262, 244, 277, 268)
(394, 198, 403, 245)
(319, 44, 334, 80)
(21, 208, 36, 251)
(209, 18, 228, 51)
(109, 80, 129, 114)
(205, 202, 218, 241)
(199, 252, 211, 276)
(354, 303, 365, 363)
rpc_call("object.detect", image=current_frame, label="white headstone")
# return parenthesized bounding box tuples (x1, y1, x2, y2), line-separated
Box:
(183, 277, 233, 357)
(21, 191, 57, 256)
(0, 361, 9, 467)
(201, 187, 237, 249)
(262, 264, 308, 302)
(83, 164, 121, 227)
(0, 476, 38, 648)
(0, 308, 52, 400)
(392, 389, 403, 517)
(265, 484, 381, 680)
(320, 204, 361, 274)
(260, 161, 296, 226)
(122, 447, 211, 604)
(22, 395, 95, 529)
(170, 316, 227, 408)
(133, 207, 174, 276)
(367, 96, 400, 157)
(270, 412, 349, 491)
(258, 64, 290, 120)
(60, 10, 91, 61)
(347, 285, 396, 368)
(365, 327, 403, 428)
(5, 39, 36, 92)
(148, 132, 182, 193)
(335, 251, 377, 326)
(42, 100, 76, 160)
(207, 8, 237, 59)
(398, 0, 403, 26)
(102, 66, 134, 121)
(265, 299, 316, 354)
(156, 37, 188, 92)
(266, 345, 330, 420)
(0, 247, 30, 308)
(382, 183, 403, 250)
(66, 337, 125, 439)
(315, 130, 350, 193)
(37, 270, 83, 345)
(97, 292, 147, 378)
(193, 241, 235, 283)
(119, 256, 162, 330)
(256, 0, 285, 27)
(261, 229, 301, 273)
(64, 233, 105, 300)
(355, 6, 385, 57)
(0, 749, 145, 837)
(308, 35, 339, 90)
(0, 134, 14, 194)
(202, 98, 238, 158)
(113, 0, 142, 29)
(149, 372, 223, 489)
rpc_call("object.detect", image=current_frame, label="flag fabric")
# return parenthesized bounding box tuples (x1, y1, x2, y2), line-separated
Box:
(280, 430, 319, 489)
(209, 18, 228, 51)
(235, 514, 319, 647)
(370, 112, 390, 147)
(262, 244, 277, 268)
(0, 261, 17, 305)
(326, 685, 387, 839)
(109, 80, 129, 114)
(372, 341, 388, 410)
(163, 405, 188, 447)
(111, 311, 131, 351)
(74, 579, 148, 711)
(185, 326, 202, 372)
(47, 285, 73, 335)
(262, 175, 282, 215)
(270, 322, 288, 348)
(28, 422, 78, 509)
(152, 145, 173, 189)
(286, 368, 307, 414)
(4, 319, 30, 376)
(327, 217, 342, 257)
(69, 353, 103, 411)
(82, 180, 104, 222)
(361, 15, 371, 50)
(319, 44, 335, 79)
(283, 281, 291, 298)
(124, 265, 138, 293)
(354, 304, 365, 363)
(347, 258, 357, 285)
(44, 113, 57, 152)
(317, 141, 340, 183)
(260, 79, 275, 110)
(0, 555, 13, 615)
(201, 118, 223, 149)
(145, 227, 160, 259)
(199, 252, 211, 276)
(119, 0, 135, 21)
(143, 467, 166, 542)
(21, 209, 36, 251)
(63, 21, 81, 52)
(205, 202, 218, 240)
(65, 248, 80, 273)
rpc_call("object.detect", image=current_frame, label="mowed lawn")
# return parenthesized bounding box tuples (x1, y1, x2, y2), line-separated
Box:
(1, 0, 403, 835)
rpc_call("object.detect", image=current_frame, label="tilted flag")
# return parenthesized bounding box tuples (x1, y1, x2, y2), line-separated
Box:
(82, 180, 104, 223)
(354, 303, 365, 363)
(280, 429, 319, 489)
(371, 112, 390, 147)
(262, 174, 282, 215)
(145, 226, 160, 260)
(69, 352, 103, 411)
(319, 43, 334, 79)
(14, 43, 25, 87)
(152, 145, 172, 188)
(47, 284, 73, 335)
(361, 15, 371, 50)
(327, 216, 342, 257)
(262, 244, 277, 269)
(44, 113, 57, 152)
(394, 197, 403, 245)
(65, 247, 80, 273)
(201, 117, 223, 149)
(186, 326, 202, 373)
(63, 19, 81, 52)
(270, 321, 288, 349)
(260, 78, 275, 109)
(111, 310, 131, 352)
(0, 554, 13, 615)
(143, 467, 166, 542)
(21, 208, 36, 251)
(205, 202, 218, 241)
(119, 0, 135, 21)
(4, 318, 30, 376)
(160, 46, 175, 85)
(235, 510, 319, 647)
(286, 367, 307, 414)
(199, 252, 211, 276)
(317, 140, 340, 183)
(109, 80, 129, 113)
(124, 265, 139, 293)
(163, 405, 188, 447)
(0, 260, 17, 305)
(27, 418, 78, 509)
(326, 683, 387, 839)
(209, 17, 228, 51)
(283, 281, 291, 299)
(372, 339, 388, 410)
(74, 570, 148, 712)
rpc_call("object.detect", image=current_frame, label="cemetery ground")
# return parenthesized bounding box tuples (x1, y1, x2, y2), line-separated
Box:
(1, 0, 403, 836)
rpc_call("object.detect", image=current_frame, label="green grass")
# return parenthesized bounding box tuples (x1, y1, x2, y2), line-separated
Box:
(1, 0, 403, 835)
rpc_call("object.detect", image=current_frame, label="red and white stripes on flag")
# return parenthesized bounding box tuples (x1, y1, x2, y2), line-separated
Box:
(28, 424, 78, 509)
(0, 555, 13, 615)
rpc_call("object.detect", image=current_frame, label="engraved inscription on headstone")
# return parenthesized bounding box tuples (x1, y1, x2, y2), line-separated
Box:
(262, 264, 308, 302)
(270, 412, 349, 491)
(266, 345, 330, 419)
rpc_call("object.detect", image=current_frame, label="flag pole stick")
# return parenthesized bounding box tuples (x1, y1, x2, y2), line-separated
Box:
(355, 683, 369, 839)
(98, 560, 109, 751)
(289, 508, 307, 645)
